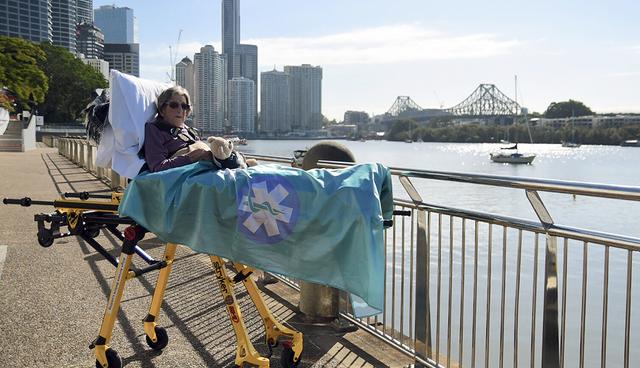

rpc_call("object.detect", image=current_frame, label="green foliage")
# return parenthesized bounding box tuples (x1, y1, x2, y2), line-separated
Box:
(0, 36, 48, 111)
(384, 119, 639, 145)
(386, 119, 419, 141)
(37, 44, 108, 124)
(544, 100, 594, 118)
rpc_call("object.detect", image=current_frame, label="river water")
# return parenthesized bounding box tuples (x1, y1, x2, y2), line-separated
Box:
(239, 140, 640, 367)
(241, 140, 640, 237)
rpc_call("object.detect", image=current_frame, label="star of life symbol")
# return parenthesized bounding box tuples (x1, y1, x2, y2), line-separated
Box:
(237, 176, 299, 244)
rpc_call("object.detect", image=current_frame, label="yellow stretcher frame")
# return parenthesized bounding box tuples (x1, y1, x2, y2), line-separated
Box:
(3, 193, 303, 368)
(93, 233, 303, 368)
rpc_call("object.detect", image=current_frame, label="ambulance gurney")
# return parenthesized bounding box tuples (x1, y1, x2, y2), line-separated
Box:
(3, 186, 308, 368)
(119, 160, 394, 318)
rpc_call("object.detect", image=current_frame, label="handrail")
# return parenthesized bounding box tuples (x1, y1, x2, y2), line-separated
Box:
(57, 141, 640, 368)
(315, 159, 640, 201)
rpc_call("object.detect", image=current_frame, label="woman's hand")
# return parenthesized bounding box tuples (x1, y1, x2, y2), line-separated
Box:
(186, 148, 212, 162)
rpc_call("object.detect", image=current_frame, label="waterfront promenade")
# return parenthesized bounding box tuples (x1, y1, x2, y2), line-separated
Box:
(0, 146, 411, 367)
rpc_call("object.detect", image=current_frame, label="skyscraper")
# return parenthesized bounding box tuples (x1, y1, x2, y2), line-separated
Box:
(221, 0, 240, 79)
(1, 0, 96, 54)
(194, 45, 227, 133)
(103, 43, 139, 77)
(176, 57, 195, 100)
(77, 22, 103, 59)
(76, 0, 93, 24)
(237, 43, 257, 127)
(228, 77, 255, 134)
(94, 5, 134, 44)
(0, 0, 52, 44)
(284, 64, 323, 131)
(260, 70, 290, 133)
(221, 0, 258, 129)
(51, 0, 77, 53)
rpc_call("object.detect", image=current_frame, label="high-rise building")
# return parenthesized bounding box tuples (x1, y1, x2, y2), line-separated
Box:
(175, 57, 195, 101)
(220, 0, 258, 130)
(51, 0, 77, 53)
(260, 70, 290, 133)
(228, 77, 255, 134)
(94, 5, 134, 44)
(77, 22, 103, 59)
(103, 43, 139, 77)
(0, 0, 52, 44)
(194, 45, 226, 133)
(221, 0, 240, 79)
(1, 0, 95, 54)
(284, 64, 323, 130)
(237, 43, 257, 127)
(76, 0, 93, 24)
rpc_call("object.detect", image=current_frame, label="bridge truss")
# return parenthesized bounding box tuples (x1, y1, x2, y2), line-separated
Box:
(445, 84, 520, 116)
(386, 96, 424, 117)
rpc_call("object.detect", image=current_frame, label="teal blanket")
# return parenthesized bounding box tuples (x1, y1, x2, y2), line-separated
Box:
(119, 161, 393, 317)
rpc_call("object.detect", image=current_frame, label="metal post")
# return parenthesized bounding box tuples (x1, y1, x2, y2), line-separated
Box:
(414, 208, 433, 366)
(541, 235, 560, 368)
(298, 141, 355, 325)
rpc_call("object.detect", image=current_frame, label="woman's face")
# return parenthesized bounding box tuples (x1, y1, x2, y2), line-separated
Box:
(160, 93, 190, 127)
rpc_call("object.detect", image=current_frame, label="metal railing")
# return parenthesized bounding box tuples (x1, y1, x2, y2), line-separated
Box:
(54, 140, 640, 368)
(250, 154, 640, 368)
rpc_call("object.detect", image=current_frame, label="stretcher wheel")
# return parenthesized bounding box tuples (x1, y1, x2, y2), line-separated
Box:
(37, 229, 54, 247)
(96, 348, 121, 368)
(280, 345, 300, 368)
(86, 227, 101, 238)
(145, 326, 168, 351)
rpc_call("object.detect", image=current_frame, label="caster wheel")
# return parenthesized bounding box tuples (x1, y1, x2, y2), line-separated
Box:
(145, 326, 169, 351)
(96, 348, 122, 368)
(86, 227, 101, 238)
(280, 344, 300, 368)
(37, 229, 54, 247)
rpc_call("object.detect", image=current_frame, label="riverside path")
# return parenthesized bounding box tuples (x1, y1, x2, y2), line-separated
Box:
(0, 145, 411, 367)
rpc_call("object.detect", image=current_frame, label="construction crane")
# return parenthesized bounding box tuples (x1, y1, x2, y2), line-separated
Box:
(167, 29, 183, 83)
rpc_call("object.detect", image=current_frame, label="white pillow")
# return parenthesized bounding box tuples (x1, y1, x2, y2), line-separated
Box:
(97, 70, 171, 178)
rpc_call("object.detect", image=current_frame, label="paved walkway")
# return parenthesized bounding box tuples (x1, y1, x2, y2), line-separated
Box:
(0, 146, 412, 367)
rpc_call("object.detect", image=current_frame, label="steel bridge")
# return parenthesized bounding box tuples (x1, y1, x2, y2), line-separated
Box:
(385, 84, 521, 119)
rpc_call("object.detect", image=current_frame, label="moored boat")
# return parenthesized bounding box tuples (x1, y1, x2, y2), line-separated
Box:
(561, 141, 581, 148)
(490, 151, 536, 164)
(620, 139, 640, 147)
(490, 143, 536, 164)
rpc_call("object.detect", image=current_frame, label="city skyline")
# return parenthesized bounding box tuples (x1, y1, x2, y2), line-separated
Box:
(93, 0, 639, 120)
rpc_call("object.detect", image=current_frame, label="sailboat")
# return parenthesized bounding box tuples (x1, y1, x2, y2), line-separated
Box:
(489, 75, 536, 164)
(490, 143, 536, 164)
(561, 115, 581, 148)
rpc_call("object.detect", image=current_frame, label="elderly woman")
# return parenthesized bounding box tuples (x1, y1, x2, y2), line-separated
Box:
(143, 86, 244, 172)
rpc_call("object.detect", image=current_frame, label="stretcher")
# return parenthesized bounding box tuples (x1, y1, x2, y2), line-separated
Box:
(3, 192, 303, 368)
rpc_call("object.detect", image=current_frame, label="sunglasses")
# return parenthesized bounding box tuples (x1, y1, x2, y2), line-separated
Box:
(165, 101, 191, 110)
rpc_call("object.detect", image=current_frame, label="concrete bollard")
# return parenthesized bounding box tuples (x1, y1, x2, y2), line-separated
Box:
(298, 141, 356, 325)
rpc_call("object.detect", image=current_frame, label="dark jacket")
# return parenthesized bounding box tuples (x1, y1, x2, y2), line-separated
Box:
(143, 119, 245, 173)
(143, 119, 193, 172)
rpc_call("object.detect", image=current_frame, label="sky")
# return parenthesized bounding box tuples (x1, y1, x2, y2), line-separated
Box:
(93, 0, 639, 121)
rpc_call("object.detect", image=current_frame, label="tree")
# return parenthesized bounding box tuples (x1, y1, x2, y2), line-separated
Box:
(0, 36, 48, 111)
(386, 119, 418, 141)
(544, 100, 594, 118)
(37, 44, 108, 124)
